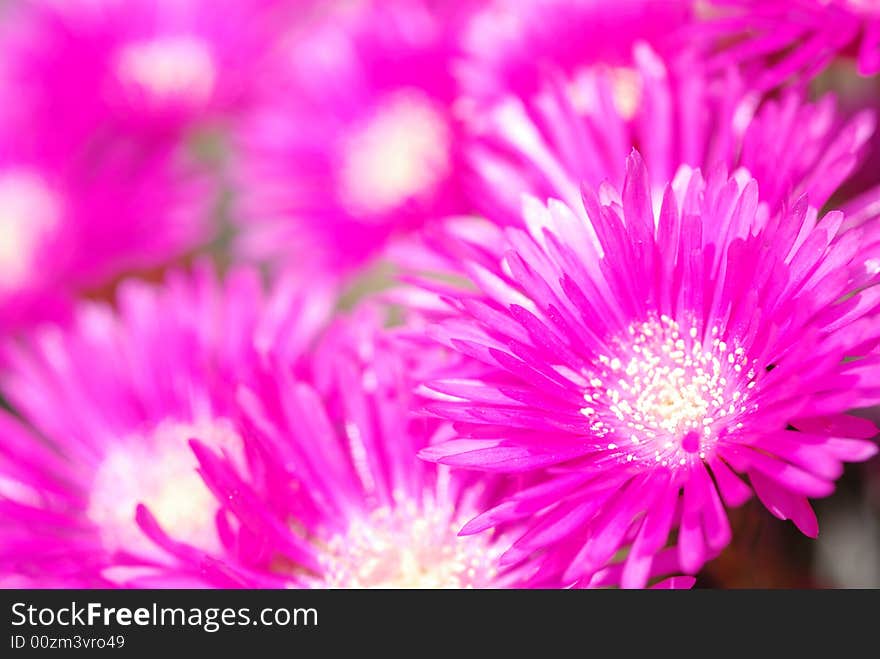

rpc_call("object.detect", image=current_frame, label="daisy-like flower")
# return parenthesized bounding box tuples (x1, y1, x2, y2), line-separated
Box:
(468, 41, 876, 228)
(0, 129, 211, 334)
(234, 0, 470, 282)
(0, 0, 287, 140)
(412, 151, 880, 587)
(0, 0, 287, 333)
(699, 1, 880, 86)
(459, 0, 693, 100)
(188, 308, 694, 589)
(0, 263, 331, 587)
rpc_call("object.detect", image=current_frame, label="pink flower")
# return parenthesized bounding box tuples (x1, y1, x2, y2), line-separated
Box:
(233, 0, 470, 282)
(0, 0, 286, 139)
(412, 151, 880, 586)
(699, 1, 880, 85)
(0, 264, 331, 587)
(467, 41, 876, 228)
(0, 131, 211, 334)
(0, 0, 290, 332)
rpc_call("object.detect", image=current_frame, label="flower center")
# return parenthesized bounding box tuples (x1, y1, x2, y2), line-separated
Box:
(339, 89, 451, 216)
(114, 36, 216, 108)
(319, 500, 499, 588)
(0, 170, 60, 291)
(87, 418, 240, 557)
(581, 316, 757, 466)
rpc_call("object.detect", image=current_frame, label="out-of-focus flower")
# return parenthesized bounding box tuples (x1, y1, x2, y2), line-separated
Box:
(410, 152, 880, 586)
(698, 0, 880, 87)
(234, 0, 471, 283)
(0, 0, 287, 140)
(0, 131, 211, 333)
(0, 0, 291, 334)
(467, 41, 876, 227)
(0, 264, 332, 587)
(459, 0, 693, 100)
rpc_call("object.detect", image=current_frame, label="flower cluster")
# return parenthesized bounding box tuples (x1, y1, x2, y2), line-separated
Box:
(1, 0, 879, 589)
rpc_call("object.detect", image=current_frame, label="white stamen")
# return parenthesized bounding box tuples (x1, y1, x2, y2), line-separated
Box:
(319, 500, 498, 588)
(583, 316, 758, 467)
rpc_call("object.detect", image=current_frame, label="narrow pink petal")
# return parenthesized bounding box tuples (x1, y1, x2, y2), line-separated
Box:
(678, 477, 708, 574)
(750, 471, 819, 538)
(731, 446, 835, 498)
(708, 457, 753, 507)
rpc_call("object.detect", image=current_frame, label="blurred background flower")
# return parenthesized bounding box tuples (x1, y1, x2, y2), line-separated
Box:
(232, 0, 474, 287)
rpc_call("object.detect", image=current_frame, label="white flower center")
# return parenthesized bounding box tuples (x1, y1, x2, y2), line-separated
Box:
(87, 418, 240, 557)
(114, 36, 216, 108)
(319, 501, 498, 588)
(581, 316, 757, 467)
(0, 171, 61, 291)
(339, 89, 451, 216)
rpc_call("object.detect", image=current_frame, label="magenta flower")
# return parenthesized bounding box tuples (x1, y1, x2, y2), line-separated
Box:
(0, 264, 331, 587)
(413, 152, 880, 586)
(0, 0, 289, 333)
(468, 41, 876, 228)
(699, 1, 880, 86)
(0, 130, 211, 334)
(234, 0, 469, 282)
(0, 0, 286, 140)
